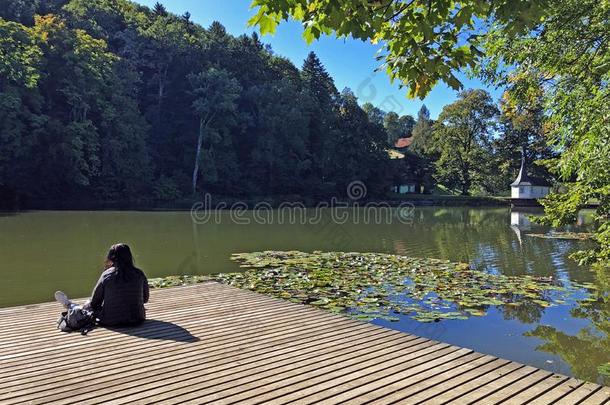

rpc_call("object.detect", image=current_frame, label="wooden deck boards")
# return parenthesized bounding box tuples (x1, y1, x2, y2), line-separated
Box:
(0, 282, 608, 404)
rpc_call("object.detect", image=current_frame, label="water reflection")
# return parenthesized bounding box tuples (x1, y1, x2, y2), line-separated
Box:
(510, 209, 533, 245)
(0, 208, 606, 383)
(525, 263, 610, 385)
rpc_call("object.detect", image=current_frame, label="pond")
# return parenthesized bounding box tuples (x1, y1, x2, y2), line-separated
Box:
(0, 207, 607, 384)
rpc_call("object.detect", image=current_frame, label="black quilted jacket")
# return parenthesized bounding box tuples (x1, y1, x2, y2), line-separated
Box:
(89, 267, 149, 326)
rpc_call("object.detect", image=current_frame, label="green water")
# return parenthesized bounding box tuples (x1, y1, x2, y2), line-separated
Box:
(0, 208, 607, 384)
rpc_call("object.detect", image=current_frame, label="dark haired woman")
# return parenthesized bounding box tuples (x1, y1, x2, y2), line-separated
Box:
(55, 243, 149, 327)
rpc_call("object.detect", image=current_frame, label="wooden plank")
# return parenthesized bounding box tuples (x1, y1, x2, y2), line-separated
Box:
(422, 362, 525, 404)
(3, 326, 397, 404)
(165, 341, 451, 405)
(0, 282, 606, 405)
(467, 369, 554, 403)
(0, 320, 377, 401)
(559, 382, 608, 404)
(499, 374, 569, 404)
(0, 310, 366, 378)
(0, 304, 358, 376)
(526, 378, 584, 404)
(0, 290, 248, 341)
(453, 366, 544, 403)
(220, 343, 451, 405)
(311, 351, 483, 404)
(0, 302, 318, 363)
(0, 283, 217, 316)
(0, 293, 318, 348)
(0, 286, 275, 338)
(373, 357, 512, 404)
(0, 314, 367, 388)
(579, 386, 610, 404)
(54, 330, 415, 405)
(0, 295, 298, 349)
(0, 288, 356, 358)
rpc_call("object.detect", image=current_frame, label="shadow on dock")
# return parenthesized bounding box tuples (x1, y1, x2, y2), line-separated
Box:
(107, 319, 200, 343)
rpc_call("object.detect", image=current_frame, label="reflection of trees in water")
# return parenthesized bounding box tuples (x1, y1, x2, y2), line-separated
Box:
(526, 325, 609, 384)
(407, 208, 590, 282)
(348, 207, 606, 382)
(525, 264, 610, 384)
(498, 300, 545, 324)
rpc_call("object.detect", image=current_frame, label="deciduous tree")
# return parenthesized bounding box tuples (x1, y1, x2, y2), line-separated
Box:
(188, 68, 241, 194)
(432, 89, 498, 195)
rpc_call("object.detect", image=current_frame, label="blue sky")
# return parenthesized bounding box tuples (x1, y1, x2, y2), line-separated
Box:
(136, 0, 501, 119)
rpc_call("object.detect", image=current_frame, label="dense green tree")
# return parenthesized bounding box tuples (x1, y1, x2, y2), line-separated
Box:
(0, 0, 39, 25)
(246, 80, 311, 195)
(362, 102, 385, 127)
(0, 14, 150, 201)
(1, 5, 149, 202)
(301, 51, 337, 105)
(300, 51, 340, 195)
(153, 2, 167, 17)
(188, 68, 241, 194)
(332, 89, 391, 196)
(383, 111, 400, 145)
(410, 105, 433, 155)
(140, 11, 189, 125)
(0, 18, 41, 89)
(432, 90, 498, 195)
(398, 115, 415, 138)
(489, 82, 554, 194)
(383, 112, 416, 146)
(402, 150, 435, 194)
(0, 18, 42, 198)
(482, 0, 609, 266)
(5, 0, 576, 209)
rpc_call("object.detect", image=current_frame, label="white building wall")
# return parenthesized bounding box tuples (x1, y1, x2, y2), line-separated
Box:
(512, 185, 550, 199)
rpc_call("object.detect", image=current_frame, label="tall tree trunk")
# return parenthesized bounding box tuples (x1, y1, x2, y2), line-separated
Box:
(461, 176, 471, 195)
(156, 64, 168, 125)
(461, 184, 469, 195)
(461, 162, 471, 195)
(192, 119, 205, 195)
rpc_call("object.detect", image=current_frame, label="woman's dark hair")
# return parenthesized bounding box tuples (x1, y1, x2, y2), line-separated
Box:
(107, 243, 135, 276)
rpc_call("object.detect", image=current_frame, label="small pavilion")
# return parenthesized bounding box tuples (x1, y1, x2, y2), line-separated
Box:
(511, 147, 551, 202)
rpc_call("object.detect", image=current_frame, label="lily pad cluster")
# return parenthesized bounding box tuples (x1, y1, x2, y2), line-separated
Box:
(148, 275, 212, 289)
(211, 250, 585, 323)
(527, 232, 593, 241)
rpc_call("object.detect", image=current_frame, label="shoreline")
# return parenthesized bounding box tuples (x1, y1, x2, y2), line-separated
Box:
(1, 195, 509, 211)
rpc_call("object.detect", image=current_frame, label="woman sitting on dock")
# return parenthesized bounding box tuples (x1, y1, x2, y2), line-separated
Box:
(55, 243, 149, 327)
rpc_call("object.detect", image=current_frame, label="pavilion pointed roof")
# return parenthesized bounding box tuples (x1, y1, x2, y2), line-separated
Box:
(511, 147, 532, 186)
(511, 146, 552, 187)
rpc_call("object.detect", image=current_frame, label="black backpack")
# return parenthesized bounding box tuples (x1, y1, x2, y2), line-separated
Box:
(57, 307, 96, 335)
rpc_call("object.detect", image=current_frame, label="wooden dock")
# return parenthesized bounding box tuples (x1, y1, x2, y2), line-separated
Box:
(1, 282, 608, 404)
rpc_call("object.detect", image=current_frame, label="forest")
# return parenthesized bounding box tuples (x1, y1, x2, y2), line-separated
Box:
(1, 0, 553, 206)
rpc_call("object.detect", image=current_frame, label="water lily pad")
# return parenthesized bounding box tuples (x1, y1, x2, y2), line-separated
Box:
(211, 251, 585, 323)
(148, 275, 211, 288)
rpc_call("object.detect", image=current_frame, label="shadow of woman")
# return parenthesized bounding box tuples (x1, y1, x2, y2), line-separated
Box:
(106, 319, 200, 342)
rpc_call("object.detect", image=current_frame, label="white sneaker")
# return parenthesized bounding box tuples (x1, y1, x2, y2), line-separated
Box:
(54, 291, 72, 308)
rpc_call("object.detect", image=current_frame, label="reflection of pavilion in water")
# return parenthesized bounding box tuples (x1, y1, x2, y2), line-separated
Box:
(510, 209, 539, 245)
(510, 209, 590, 245)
